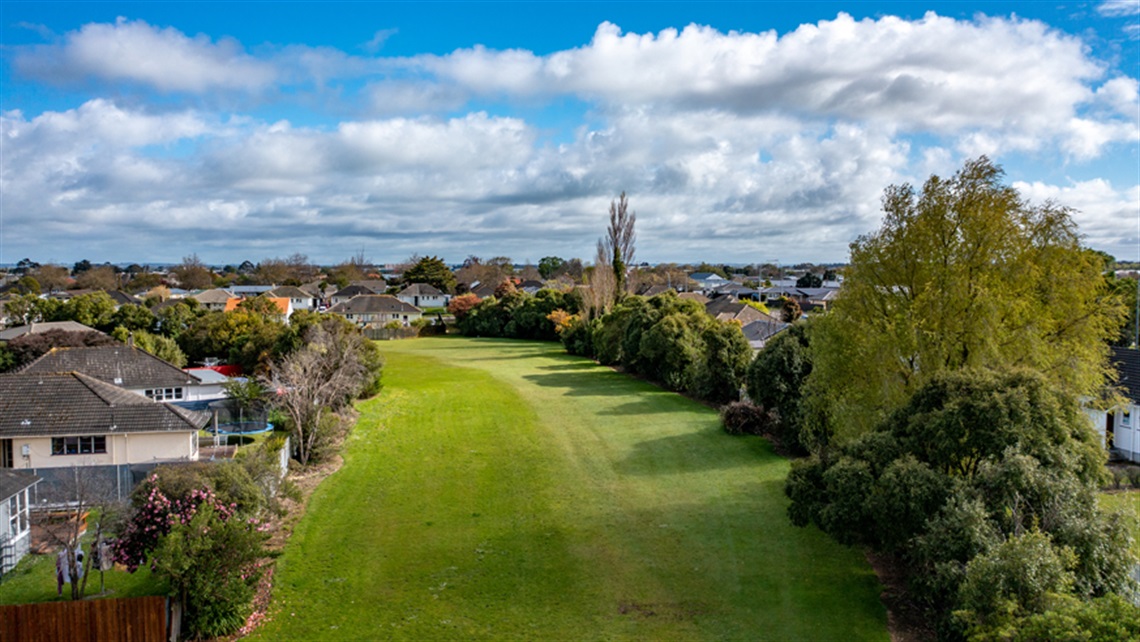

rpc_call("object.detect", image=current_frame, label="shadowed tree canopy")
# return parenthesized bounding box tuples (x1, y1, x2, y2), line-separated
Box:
(403, 255, 457, 294)
(805, 157, 1125, 442)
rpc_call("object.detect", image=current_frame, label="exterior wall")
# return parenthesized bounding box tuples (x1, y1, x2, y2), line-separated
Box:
(6, 432, 198, 469)
(1, 487, 32, 574)
(345, 311, 423, 326)
(1085, 403, 1140, 463)
(398, 293, 449, 308)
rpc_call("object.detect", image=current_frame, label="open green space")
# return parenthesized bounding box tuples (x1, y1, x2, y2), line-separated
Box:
(251, 336, 887, 641)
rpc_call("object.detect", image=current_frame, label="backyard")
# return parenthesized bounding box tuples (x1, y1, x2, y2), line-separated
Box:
(250, 336, 888, 640)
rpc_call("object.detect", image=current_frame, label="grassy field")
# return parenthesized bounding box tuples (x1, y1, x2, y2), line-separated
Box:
(248, 336, 888, 641)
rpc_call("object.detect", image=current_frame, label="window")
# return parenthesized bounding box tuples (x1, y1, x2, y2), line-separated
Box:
(50, 436, 107, 456)
(1123, 409, 1132, 427)
(144, 387, 184, 401)
(9, 489, 28, 537)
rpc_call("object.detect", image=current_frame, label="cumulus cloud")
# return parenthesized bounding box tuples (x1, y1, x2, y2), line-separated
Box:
(1098, 1, 1140, 17)
(1015, 178, 1140, 260)
(14, 18, 276, 92)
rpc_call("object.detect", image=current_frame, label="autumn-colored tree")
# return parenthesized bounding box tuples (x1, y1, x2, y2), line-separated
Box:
(447, 293, 481, 321)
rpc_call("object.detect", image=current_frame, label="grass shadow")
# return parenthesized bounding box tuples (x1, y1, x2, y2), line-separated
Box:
(614, 429, 779, 476)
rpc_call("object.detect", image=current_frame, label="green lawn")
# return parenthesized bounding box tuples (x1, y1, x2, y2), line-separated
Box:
(251, 337, 887, 641)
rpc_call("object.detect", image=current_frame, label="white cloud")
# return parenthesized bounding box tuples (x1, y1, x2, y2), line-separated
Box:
(1015, 178, 1140, 260)
(14, 17, 276, 92)
(1098, 1, 1140, 17)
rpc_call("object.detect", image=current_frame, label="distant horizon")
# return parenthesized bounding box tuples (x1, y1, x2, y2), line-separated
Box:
(3, 2, 1138, 265)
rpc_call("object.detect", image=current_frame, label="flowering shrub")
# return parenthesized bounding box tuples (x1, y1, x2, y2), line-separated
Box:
(113, 475, 235, 572)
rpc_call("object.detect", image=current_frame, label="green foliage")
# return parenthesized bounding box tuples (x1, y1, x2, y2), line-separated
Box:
(720, 401, 772, 436)
(967, 593, 1140, 642)
(110, 303, 156, 332)
(13, 275, 40, 295)
(806, 157, 1125, 441)
(55, 291, 118, 329)
(538, 256, 565, 280)
(153, 299, 205, 340)
(747, 321, 815, 454)
(152, 504, 266, 639)
(456, 288, 579, 341)
(786, 368, 1136, 637)
(112, 327, 188, 367)
(179, 309, 289, 374)
(693, 321, 752, 404)
(403, 255, 457, 293)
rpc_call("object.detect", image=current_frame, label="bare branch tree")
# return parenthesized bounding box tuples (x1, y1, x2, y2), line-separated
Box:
(586, 239, 617, 318)
(599, 192, 636, 299)
(35, 465, 121, 600)
(266, 322, 370, 465)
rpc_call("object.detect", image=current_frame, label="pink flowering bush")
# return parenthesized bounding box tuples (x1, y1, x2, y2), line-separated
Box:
(114, 473, 267, 639)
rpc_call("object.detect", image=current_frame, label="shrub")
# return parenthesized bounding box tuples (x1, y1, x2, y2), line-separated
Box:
(720, 401, 770, 436)
(1128, 467, 1140, 489)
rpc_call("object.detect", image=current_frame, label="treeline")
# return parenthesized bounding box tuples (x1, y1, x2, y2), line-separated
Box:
(453, 286, 752, 406)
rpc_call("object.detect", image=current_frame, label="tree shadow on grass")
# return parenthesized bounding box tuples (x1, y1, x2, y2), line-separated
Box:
(522, 371, 660, 396)
(613, 429, 779, 476)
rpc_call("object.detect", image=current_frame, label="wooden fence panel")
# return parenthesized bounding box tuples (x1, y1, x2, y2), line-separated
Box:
(0, 595, 167, 642)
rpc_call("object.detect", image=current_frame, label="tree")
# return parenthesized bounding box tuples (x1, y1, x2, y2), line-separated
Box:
(599, 192, 636, 299)
(32, 264, 70, 293)
(447, 293, 481, 321)
(13, 275, 40, 295)
(5, 329, 118, 369)
(267, 321, 379, 465)
(402, 256, 457, 293)
(805, 157, 1125, 442)
(75, 265, 119, 291)
(171, 254, 214, 290)
(747, 321, 816, 453)
(538, 256, 566, 280)
(795, 272, 822, 288)
(35, 466, 120, 600)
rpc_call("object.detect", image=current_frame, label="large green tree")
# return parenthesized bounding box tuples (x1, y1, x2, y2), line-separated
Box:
(402, 255, 457, 294)
(806, 157, 1125, 442)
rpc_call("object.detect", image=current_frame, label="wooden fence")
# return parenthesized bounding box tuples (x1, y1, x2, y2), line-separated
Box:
(0, 595, 168, 642)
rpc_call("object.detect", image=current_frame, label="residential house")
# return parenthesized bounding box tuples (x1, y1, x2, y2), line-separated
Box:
(689, 272, 730, 291)
(638, 284, 673, 297)
(191, 288, 234, 312)
(0, 372, 208, 501)
(0, 321, 101, 342)
(329, 295, 423, 327)
(468, 282, 498, 299)
(677, 292, 710, 305)
(330, 284, 382, 308)
(268, 286, 319, 313)
(1, 470, 39, 574)
(517, 280, 545, 295)
(705, 297, 775, 325)
(19, 344, 208, 406)
(180, 368, 232, 410)
(396, 283, 450, 309)
(1086, 347, 1140, 463)
(741, 319, 789, 352)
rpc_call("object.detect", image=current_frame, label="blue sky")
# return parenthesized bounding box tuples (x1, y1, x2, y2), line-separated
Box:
(1, 1, 1138, 266)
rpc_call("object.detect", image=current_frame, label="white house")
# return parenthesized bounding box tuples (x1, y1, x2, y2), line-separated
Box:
(396, 283, 450, 309)
(1, 470, 39, 574)
(1085, 347, 1140, 463)
(329, 295, 423, 327)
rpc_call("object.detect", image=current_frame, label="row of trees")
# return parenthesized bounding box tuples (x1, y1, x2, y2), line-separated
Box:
(740, 158, 1138, 639)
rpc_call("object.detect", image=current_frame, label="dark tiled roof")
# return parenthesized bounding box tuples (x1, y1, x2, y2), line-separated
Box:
(742, 319, 790, 345)
(332, 284, 381, 299)
(399, 283, 444, 297)
(20, 345, 201, 389)
(0, 321, 100, 342)
(0, 469, 40, 500)
(1111, 347, 1140, 403)
(0, 372, 209, 437)
(330, 295, 422, 315)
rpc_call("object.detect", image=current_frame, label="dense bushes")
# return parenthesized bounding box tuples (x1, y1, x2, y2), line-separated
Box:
(720, 401, 772, 435)
(560, 291, 751, 405)
(784, 369, 1138, 639)
(745, 321, 817, 454)
(456, 287, 582, 340)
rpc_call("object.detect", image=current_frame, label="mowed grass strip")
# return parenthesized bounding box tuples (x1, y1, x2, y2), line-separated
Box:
(252, 337, 886, 641)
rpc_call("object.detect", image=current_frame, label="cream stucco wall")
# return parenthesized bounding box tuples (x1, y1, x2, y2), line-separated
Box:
(6, 431, 198, 469)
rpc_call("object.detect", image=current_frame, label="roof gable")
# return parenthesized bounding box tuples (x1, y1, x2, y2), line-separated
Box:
(20, 344, 201, 389)
(0, 372, 209, 436)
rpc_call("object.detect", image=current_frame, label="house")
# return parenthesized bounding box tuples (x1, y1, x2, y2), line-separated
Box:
(268, 286, 318, 313)
(468, 282, 498, 299)
(191, 288, 234, 312)
(0, 372, 208, 501)
(19, 344, 209, 406)
(741, 319, 789, 351)
(689, 272, 730, 291)
(677, 292, 710, 305)
(329, 295, 422, 327)
(638, 284, 673, 297)
(705, 297, 775, 325)
(180, 368, 232, 410)
(396, 283, 450, 309)
(330, 284, 382, 308)
(1, 470, 39, 574)
(0, 321, 101, 342)
(517, 280, 545, 295)
(1086, 347, 1140, 463)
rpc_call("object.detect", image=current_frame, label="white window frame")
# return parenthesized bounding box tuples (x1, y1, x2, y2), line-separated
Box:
(8, 488, 29, 539)
(144, 387, 184, 401)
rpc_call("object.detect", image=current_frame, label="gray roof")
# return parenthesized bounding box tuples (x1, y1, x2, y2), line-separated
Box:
(332, 284, 382, 299)
(690, 272, 728, 282)
(330, 295, 421, 315)
(0, 470, 40, 501)
(1111, 347, 1140, 404)
(192, 288, 234, 304)
(742, 319, 790, 345)
(0, 372, 209, 437)
(268, 286, 312, 299)
(398, 283, 444, 297)
(20, 345, 201, 389)
(0, 321, 100, 342)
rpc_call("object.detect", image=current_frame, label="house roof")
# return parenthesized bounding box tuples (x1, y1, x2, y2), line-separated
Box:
(398, 283, 444, 297)
(1111, 347, 1140, 404)
(689, 272, 728, 282)
(268, 286, 311, 299)
(20, 344, 202, 389)
(192, 288, 234, 304)
(330, 294, 422, 315)
(0, 321, 101, 342)
(677, 292, 710, 304)
(741, 319, 790, 346)
(705, 298, 774, 324)
(332, 284, 382, 299)
(0, 470, 40, 501)
(183, 367, 229, 384)
(0, 372, 210, 437)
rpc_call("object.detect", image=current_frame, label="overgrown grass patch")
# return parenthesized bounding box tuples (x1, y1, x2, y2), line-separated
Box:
(251, 337, 887, 640)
